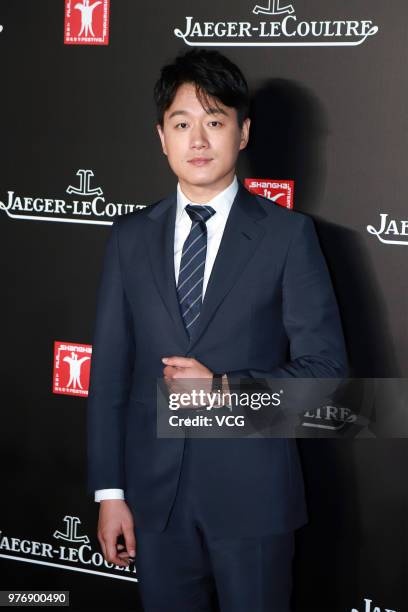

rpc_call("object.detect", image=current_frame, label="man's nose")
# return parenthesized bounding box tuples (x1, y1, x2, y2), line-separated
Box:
(190, 124, 208, 149)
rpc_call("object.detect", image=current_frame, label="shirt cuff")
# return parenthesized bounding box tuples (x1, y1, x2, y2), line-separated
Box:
(94, 488, 125, 502)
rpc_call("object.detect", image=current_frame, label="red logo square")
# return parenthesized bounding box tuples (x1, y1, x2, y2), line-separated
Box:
(244, 178, 295, 209)
(53, 341, 92, 397)
(64, 0, 110, 46)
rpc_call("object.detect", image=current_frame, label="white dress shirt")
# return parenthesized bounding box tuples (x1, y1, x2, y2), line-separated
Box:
(94, 175, 239, 502)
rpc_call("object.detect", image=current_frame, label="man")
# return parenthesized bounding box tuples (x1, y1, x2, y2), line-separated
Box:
(87, 49, 347, 611)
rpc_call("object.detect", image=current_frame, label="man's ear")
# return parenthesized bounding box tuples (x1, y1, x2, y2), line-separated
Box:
(239, 117, 251, 151)
(156, 123, 168, 156)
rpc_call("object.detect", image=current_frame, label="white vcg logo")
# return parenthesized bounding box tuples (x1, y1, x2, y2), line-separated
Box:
(253, 0, 294, 16)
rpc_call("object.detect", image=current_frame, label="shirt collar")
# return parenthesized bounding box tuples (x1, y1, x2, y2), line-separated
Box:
(176, 175, 239, 223)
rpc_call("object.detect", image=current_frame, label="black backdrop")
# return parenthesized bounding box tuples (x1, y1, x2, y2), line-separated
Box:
(0, 1, 407, 611)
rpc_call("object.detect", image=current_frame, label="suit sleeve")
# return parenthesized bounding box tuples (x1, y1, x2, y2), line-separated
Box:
(86, 220, 135, 496)
(226, 214, 348, 382)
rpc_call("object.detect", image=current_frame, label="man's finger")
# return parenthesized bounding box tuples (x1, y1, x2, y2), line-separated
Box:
(163, 366, 192, 381)
(106, 537, 127, 567)
(123, 524, 136, 558)
(162, 356, 194, 368)
(163, 365, 182, 378)
(98, 535, 107, 560)
(117, 551, 130, 561)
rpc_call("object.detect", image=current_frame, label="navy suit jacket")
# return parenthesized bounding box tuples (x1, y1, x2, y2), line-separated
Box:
(87, 180, 348, 537)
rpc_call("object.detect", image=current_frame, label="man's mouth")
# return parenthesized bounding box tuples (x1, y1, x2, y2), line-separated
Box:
(187, 158, 213, 167)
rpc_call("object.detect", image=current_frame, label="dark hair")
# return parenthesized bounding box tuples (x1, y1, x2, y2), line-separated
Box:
(154, 49, 250, 128)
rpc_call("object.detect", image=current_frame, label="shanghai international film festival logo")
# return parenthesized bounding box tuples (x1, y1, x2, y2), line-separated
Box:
(0, 169, 144, 225)
(53, 341, 92, 398)
(244, 178, 294, 209)
(64, 0, 110, 45)
(0, 515, 137, 581)
(174, 0, 379, 47)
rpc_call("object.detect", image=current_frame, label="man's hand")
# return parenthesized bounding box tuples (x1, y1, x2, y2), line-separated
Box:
(97, 500, 136, 568)
(162, 356, 213, 379)
(162, 356, 213, 405)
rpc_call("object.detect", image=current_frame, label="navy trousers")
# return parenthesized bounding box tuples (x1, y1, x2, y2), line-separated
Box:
(135, 438, 295, 612)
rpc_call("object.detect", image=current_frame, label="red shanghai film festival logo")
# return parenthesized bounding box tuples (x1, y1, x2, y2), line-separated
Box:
(53, 341, 92, 397)
(245, 178, 294, 209)
(64, 0, 110, 45)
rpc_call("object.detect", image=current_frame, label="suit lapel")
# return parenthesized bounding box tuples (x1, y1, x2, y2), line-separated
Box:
(188, 181, 267, 351)
(144, 193, 190, 347)
(143, 182, 267, 353)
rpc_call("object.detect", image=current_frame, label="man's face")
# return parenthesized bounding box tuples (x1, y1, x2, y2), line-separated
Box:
(157, 82, 250, 194)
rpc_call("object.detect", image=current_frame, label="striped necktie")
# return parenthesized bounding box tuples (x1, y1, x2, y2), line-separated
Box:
(177, 204, 216, 338)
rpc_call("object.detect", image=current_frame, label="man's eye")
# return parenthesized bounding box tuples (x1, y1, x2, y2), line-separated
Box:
(176, 122, 188, 129)
(209, 121, 222, 127)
